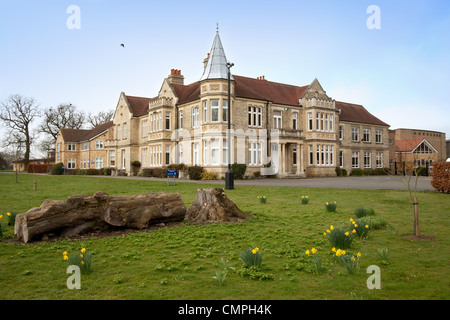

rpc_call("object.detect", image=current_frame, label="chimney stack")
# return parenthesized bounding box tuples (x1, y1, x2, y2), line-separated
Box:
(168, 69, 184, 85)
(203, 53, 210, 70)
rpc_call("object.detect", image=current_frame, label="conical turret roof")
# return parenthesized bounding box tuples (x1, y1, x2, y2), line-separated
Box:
(200, 31, 233, 81)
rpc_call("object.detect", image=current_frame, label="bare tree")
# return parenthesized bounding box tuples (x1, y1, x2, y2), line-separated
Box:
(0, 95, 40, 170)
(39, 103, 85, 141)
(87, 109, 114, 128)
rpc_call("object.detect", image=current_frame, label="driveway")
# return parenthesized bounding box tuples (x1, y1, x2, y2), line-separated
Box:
(108, 175, 435, 192)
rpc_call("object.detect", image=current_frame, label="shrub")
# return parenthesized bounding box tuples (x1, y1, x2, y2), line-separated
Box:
(130, 161, 141, 176)
(231, 163, 247, 180)
(152, 167, 167, 178)
(27, 163, 49, 173)
(187, 166, 204, 180)
(325, 201, 337, 212)
(354, 207, 374, 218)
(76, 170, 87, 175)
(350, 217, 371, 239)
(325, 226, 353, 249)
(431, 162, 450, 193)
(341, 168, 348, 176)
(350, 169, 365, 176)
(85, 169, 101, 175)
(240, 247, 263, 268)
(335, 167, 343, 176)
(142, 168, 153, 177)
(201, 171, 218, 181)
(103, 167, 113, 176)
(51, 162, 65, 175)
(300, 196, 309, 204)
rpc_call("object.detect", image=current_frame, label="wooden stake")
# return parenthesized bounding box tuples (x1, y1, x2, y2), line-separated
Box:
(413, 196, 420, 236)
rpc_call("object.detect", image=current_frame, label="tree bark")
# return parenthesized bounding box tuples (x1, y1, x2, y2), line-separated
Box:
(413, 196, 420, 236)
(185, 188, 251, 223)
(14, 192, 186, 243)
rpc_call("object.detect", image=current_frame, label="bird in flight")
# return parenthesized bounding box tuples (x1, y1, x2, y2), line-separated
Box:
(120, 43, 125, 47)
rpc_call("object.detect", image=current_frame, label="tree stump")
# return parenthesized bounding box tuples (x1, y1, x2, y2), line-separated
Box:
(14, 191, 186, 243)
(185, 188, 251, 223)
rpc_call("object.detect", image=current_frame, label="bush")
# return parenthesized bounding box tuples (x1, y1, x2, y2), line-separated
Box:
(335, 167, 342, 176)
(201, 171, 218, 181)
(354, 207, 375, 218)
(187, 166, 204, 180)
(103, 167, 113, 176)
(431, 162, 450, 193)
(51, 162, 64, 175)
(341, 168, 348, 176)
(232, 163, 247, 180)
(86, 169, 101, 175)
(130, 161, 141, 176)
(325, 201, 337, 212)
(325, 226, 353, 249)
(350, 218, 371, 239)
(350, 169, 365, 176)
(27, 163, 49, 173)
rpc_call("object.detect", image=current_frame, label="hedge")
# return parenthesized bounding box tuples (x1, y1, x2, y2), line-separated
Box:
(431, 162, 450, 193)
(27, 163, 49, 173)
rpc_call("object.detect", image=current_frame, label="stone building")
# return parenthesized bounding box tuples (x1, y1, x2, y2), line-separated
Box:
(56, 31, 392, 178)
(55, 121, 113, 171)
(103, 31, 390, 177)
(389, 128, 447, 173)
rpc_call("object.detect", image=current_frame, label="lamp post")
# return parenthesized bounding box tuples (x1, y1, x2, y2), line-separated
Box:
(225, 61, 234, 190)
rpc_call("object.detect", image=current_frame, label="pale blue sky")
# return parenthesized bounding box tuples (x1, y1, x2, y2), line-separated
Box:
(1, 0, 449, 153)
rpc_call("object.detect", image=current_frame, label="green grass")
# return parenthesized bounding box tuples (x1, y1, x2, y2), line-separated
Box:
(0, 173, 449, 300)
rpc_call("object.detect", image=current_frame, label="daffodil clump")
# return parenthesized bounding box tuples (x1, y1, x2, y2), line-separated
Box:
(305, 247, 325, 274)
(63, 248, 93, 274)
(300, 195, 309, 204)
(0, 214, 5, 237)
(325, 201, 337, 212)
(324, 225, 353, 249)
(349, 218, 371, 239)
(257, 196, 267, 203)
(332, 248, 362, 275)
(240, 247, 263, 268)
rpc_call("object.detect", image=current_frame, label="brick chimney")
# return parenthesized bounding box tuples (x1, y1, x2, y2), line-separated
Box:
(168, 69, 184, 85)
(203, 53, 210, 71)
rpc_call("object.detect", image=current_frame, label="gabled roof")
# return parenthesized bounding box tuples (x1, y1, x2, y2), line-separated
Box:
(337, 101, 389, 127)
(60, 121, 113, 143)
(395, 138, 438, 153)
(125, 95, 153, 117)
(171, 82, 201, 105)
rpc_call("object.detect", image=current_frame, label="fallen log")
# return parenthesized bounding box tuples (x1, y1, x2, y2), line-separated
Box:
(14, 191, 186, 243)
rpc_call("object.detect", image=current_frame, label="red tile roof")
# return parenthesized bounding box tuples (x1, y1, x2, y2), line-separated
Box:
(336, 101, 389, 127)
(125, 95, 153, 117)
(60, 121, 113, 142)
(395, 138, 425, 152)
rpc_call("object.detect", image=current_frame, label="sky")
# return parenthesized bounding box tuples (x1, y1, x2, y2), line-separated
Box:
(0, 0, 449, 156)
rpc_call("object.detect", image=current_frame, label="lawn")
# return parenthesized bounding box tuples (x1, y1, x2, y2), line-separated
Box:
(0, 173, 449, 300)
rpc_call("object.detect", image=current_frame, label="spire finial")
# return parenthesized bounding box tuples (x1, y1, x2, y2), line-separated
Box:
(216, 22, 219, 32)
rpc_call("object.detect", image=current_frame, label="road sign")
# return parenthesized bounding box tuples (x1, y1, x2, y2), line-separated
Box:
(166, 169, 177, 186)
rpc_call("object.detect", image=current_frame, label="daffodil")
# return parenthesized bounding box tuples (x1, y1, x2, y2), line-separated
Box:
(326, 202, 329, 205)
(357, 252, 362, 258)
(326, 229, 331, 233)
(332, 247, 336, 252)
(6, 212, 11, 216)
(350, 218, 354, 222)
(63, 251, 67, 256)
(255, 247, 259, 252)
(341, 250, 346, 255)
(323, 232, 327, 236)
(0, 215, 3, 219)
(365, 225, 369, 229)
(80, 254, 84, 258)
(305, 250, 310, 256)
(330, 225, 334, 230)
(354, 224, 358, 228)
(351, 256, 356, 262)
(63, 255, 68, 261)
(345, 231, 349, 236)
(81, 261, 85, 265)
(352, 229, 356, 233)
(81, 248, 86, 253)
(311, 248, 317, 254)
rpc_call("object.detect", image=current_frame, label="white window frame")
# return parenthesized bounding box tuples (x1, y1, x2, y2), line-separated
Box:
(109, 150, 116, 167)
(293, 112, 298, 130)
(308, 113, 313, 131)
(95, 140, 103, 149)
(364, 151, 371, 168)
(363, 128, 371, 142)
(376, 152, 383, 168)
(95, 158, 103, 169)
(376, 129, 382, 143)
(193, 142, 199, 166)
(211, 100, 219, 122)
(68, 143, 76, 151)
(122, 123, 127, 140)
(192, 107, 199, 128)
(352, 151, 360, 168)
(211, 139, 219, 165)
(222, 100, 228, 122)
(68, 158, 76, 169)
(352, 127, 359, 142)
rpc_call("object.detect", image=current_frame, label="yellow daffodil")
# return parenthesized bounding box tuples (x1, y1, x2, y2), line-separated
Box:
(63, 255, 68, 261)
(0, 215, 3, 219)
(263, 196, 266, 198)
(351, 256, 356, 262)
(63, 251, 67, 256)
(354, 224, 358, 228)
(357, 252, 362, 258)
(306, 196, 309, 199)
(305, 250, 310, 256)
(332, 247, 336, 252)
(341, 250, 346, 255)
(345, 231, 349, 236)
(352, 229, 356, 233)
(350, 218, 354, 222)
(80, 254, 84, 258)
(326, 229, 331, 233)
(81, 248, 86, 253)
(252, 249, 256, 254)
(81, 261, 85, 265)
(323, 232, 327, 236)
(326, 202, 329, 205)
(255, 247, 259, 252)
(365, 225, 369, 229)
(311, 248, 317, 254)
(334, 201, 336, 204)
(301, 196, 304, 198)
(335, 249, 341, 257)
(6, 212, 11, 216)
(330, 225, 334, 230)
